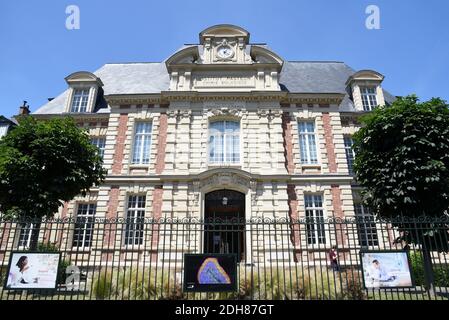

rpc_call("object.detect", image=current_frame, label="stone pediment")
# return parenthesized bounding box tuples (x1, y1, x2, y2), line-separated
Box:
(165, 24, 283, 92)
(65, 71, 104, 86)
(199, 24, 250, 44)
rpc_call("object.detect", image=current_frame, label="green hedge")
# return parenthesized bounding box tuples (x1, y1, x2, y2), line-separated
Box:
(410, 251, 449, 287)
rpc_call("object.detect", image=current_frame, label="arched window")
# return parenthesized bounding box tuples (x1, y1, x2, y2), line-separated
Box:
(209, 120, 240, 164)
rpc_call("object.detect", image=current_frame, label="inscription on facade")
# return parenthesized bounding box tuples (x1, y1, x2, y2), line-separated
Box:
(193, 73, 255, 88)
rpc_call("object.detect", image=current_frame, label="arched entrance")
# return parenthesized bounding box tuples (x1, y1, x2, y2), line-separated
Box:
(204, 189, 245, 262)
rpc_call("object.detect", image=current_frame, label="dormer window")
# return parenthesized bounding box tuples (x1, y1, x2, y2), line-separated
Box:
(70, 89, 90, 113)
(345, 70, 385, 112)
(64, 71, 104, 114)
(360, 86, 378, 111)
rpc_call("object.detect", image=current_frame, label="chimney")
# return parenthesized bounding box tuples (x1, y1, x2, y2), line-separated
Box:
(19, 101, 30, 115)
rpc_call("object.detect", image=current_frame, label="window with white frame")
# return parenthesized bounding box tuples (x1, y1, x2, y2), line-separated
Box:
(18, 223, 40, 249)
(0, 124, 9, 138)
(360, 87, 378, 111)
(124, 195, 146, 245)
(209, 120, 240, 164)
(132, 122, 152, 164)
(354, 203, 379, 247)
(91, 137, 106, 159)
(344, 136, 355, 174)
(72, 203, 96, 248)
(304, 194, 326, 244)
(70, 89, 90, 113)
(298, 121, 318, 164)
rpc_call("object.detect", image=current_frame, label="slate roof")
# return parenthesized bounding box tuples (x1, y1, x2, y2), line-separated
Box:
(33, 59, 395, 115)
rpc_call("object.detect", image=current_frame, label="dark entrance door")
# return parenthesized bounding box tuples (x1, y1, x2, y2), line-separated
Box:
(204, 190, 245, 262)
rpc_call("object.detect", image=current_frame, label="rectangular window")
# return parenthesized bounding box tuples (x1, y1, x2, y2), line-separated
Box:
(125, 195, 146, 245)
(209, 121, 240, 164)
(354, 204, 379, 247)
(298, 122, 318, 164)
(70, 89, 90, 113)
(0, 124, 9, 138)
(18, 223, 40, 249)
(344, 136, 355, 174)
(132, 122, 152, 164)
(304, 194, 326, 244)
(361, 87, 378, 111)
(91, 137, 106, 159)
(72, 203, 96, 248)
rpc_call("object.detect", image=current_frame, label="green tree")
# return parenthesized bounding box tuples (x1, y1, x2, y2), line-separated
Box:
(0, 116, 105, 218)
(353, 95, 449, 293)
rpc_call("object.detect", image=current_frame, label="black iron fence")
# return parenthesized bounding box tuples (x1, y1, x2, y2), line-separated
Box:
(0, 216, 448, 300)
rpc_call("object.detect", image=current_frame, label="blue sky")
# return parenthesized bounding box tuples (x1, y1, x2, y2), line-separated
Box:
(1, 0, 448, 118)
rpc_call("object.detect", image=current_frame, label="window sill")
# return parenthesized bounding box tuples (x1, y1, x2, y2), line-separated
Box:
(69, 247, 92, 253)
(122, 245, 145, 251)
(208, 163, 242, 169)
(300, 164, 321, 169)
(129, 164, 151, 169)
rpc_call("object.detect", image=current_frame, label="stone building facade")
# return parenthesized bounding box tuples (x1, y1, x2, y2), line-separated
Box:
(24, 25, 395, 264)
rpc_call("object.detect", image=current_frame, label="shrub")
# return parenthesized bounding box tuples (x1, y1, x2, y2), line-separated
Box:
(410, 251, 425, 286)
(92, 270, 115, 299)
(0, 267, 7, 288)
(409, 251, 449, 287)
(341, 268, 366, 300)
(434, 265, 449, 287)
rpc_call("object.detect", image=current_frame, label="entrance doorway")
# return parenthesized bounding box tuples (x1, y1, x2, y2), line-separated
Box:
(204, 190, 245, 262)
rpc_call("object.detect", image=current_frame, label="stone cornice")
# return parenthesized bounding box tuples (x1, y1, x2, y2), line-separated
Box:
(105, 91, 345, 106)
(103, 172, 354, 184)
(31, 113, 110, 121)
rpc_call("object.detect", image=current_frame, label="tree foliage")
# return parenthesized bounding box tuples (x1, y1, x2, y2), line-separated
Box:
(353, 95, 449, 250)
(0, 116, 105, 218)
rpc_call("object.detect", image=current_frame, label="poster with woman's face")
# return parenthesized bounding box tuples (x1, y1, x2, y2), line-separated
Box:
(360, 250, 413, 289)
(4, 252, 60, 290)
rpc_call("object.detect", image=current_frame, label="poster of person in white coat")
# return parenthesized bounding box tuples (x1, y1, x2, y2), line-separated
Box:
(360, 251, 414, 289)
(5, 252, 60, 290)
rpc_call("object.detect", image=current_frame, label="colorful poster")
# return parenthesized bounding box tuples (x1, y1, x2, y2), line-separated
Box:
(183, 254, 237, 292)
(360, 250, 414, 289)
(4, 252, 61, 290)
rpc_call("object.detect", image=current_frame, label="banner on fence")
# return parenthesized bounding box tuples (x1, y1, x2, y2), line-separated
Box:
(360, 250, 414, 289)
(4, 252, 61, 290)
(183, 254, 237, 292)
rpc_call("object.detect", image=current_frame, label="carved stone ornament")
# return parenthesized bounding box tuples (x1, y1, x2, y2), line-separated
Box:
(167, 109, 192, 119)
(205, 107, 245, 119)
(193, 180, 201, 206)
(201, 173, 249, 190)
(250, 179, 258, 206)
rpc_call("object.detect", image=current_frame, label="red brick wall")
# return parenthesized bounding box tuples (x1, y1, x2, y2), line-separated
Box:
(331, 185, 344, 218)
(331, 185, 347, 248)
(151, 186, 164, 250)
(282, 112, 295, 174)
(287, 184, 300, 247)
(0, 223, 11, 250)
(112, 114, 129, 174)
(322, 113, 337, 173)
(102, 186, 120, 261)
(155, 113, 168, 174)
